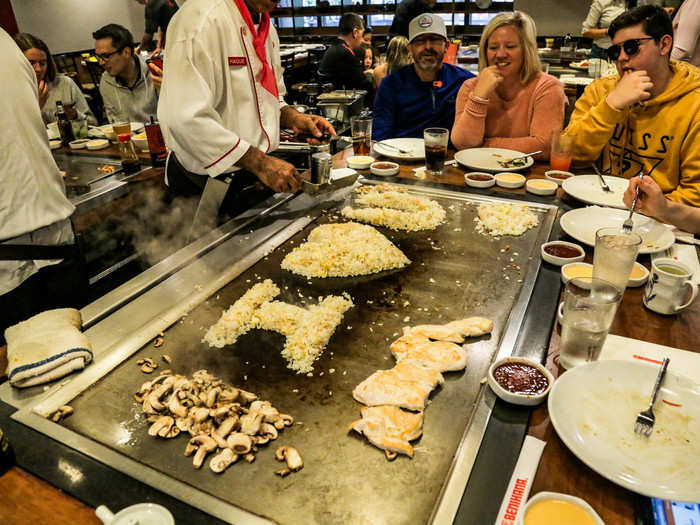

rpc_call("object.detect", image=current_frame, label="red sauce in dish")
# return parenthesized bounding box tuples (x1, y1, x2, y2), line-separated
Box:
(493, 363, 549, 395)
(468, 174, 493, 181)
(373, 163, 395, 170)
(544, 243, 582, 259)
(548, 172, 571, 180)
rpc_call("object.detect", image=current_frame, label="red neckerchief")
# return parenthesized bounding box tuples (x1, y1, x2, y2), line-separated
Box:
(233, 0, 278, 98)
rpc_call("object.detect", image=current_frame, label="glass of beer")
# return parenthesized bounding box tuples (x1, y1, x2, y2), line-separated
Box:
(550, 131, 574, 172)
(424, 128, 448, 177)
(112, 121, 132, 137)
(350, 116, 372, 155)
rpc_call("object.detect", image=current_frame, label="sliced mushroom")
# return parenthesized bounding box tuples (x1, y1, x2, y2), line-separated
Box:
(206, 387, 221, 408)
(148, 415, 175, 437)
(209, 448, 238, 473)
(168, 392, 188, 418)
(226, 432, 253, 455)
(153, 337, 164, 348)
(191, 406, 210, 423)
(212, 416, 238, 448)
(50, 405, 74, 423)
(250, 400, 280, 423)
(277, 414, 294, 429)
(244, 452, 256, 463)
(260, 423, 278, 441)
(239, 412, 263, 436)
(237, 389, 258, 405)
(275, 446, 303, 476)
(218, 388, 239, 404)
(187, 435, 217, 468)
(147, 380, 174, 412)
(175, 416, 193, 432)
(209, 406, 231, 419)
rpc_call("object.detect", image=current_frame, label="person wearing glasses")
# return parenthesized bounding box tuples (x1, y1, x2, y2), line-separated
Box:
(565, 5, 700, 207)
(373, 14, 473, 142)
(318, 13, 373, 92)
(13, 33, 97, 126)
(92, 24, 159, 124)
(451, 11, 566, 160)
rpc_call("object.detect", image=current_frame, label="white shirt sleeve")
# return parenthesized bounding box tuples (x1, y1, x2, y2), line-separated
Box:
(582, 0, 604, 33)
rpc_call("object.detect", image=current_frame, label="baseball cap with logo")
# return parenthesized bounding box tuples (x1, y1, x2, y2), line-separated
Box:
(408, 13, 447, 43)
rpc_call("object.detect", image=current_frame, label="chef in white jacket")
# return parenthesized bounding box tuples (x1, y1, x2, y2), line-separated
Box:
(158, 0, 335, 221)
(0, 29, 84, 343)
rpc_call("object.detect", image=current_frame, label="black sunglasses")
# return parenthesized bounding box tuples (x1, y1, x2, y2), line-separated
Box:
(607, 37, 654, 61)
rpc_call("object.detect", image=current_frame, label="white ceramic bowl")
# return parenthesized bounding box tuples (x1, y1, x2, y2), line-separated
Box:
(69, 138, 89, 150)
(541, 241, 585, 266)
(544, 170, 575, 186)
(526, 179, 558, 196)
(465, 172, 495, 188)
(370, 161, 399, 176)
(628, 262, 650, 287)
(49, 139, 62, 150)
(561, 262, 593, 285)
(347, 155, 374, 169)
(87, 139, 109, 150)
(517, 491, 605, 525)
(487, 356, 554, 406)
(99, 125, 117, 141)
(495, 172, 526, 188)
(132, 133, 149, 151)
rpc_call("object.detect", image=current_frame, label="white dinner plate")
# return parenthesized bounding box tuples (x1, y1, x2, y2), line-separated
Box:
(560, 206, 675, 254)
(373, 138, 425, 161)
(562, 174, 629, 209)
(454, 147, 534, 173)
(549, 360, 700, 502)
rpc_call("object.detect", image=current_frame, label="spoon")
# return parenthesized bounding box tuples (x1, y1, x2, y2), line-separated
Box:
(498, 150, 541, 166)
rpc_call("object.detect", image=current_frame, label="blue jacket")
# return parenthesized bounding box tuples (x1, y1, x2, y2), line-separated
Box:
(373, 63, 474, 143)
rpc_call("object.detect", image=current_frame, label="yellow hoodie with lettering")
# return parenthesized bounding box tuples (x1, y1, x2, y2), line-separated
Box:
(565, 60, 700, 206)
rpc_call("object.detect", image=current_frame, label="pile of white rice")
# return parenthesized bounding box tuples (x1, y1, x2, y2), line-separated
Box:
(341, 185, 446, 232)
(202, 279, 280, 348)
(281, 222, 410, 278)
(474, 203, 539, 237)
(202, 279, 353, 373)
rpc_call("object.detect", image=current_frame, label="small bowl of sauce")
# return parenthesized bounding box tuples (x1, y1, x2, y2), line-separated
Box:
(370, 161, 399, 176)
(541, 240, 585, 266)
(487, 357, 554, 406)
(465, 172, 495, 188)
(544, 170, 575, 186)
(519, 492, 604, 525)
(495, 172, 526, 189)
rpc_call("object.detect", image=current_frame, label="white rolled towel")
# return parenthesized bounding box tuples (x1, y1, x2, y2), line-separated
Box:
(5, 308, 93, 388)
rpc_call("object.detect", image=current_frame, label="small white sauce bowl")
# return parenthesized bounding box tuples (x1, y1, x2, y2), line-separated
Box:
(69, 139, 89, 150)
(526, 179, 558, 196)
(347, 155, 374, 169)
(561, 262, 593, 285)
(465, 172, 495, 188)
(487, 356, 554, 406)
(628, 262, 650, 287)
(517, 491, 605, 525)
(544, 170, 575, 186)
(370, 161, 399, 176)
(495, 172, 526, 189)
(87, 139, 109, 150)
(541, 241, 585, 266)
(49, 139, 62, 150)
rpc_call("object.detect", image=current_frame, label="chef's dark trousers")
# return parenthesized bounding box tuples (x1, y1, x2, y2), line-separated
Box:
(0, 257, 87, 346)
(165, 152, 272, 224)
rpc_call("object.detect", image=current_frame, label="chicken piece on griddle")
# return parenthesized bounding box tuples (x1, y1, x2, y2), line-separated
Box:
(403, 317, 494, 343)
(349, 405, 424, 458)
(352, 361, 444, 411)
(390, 333, 468, 372)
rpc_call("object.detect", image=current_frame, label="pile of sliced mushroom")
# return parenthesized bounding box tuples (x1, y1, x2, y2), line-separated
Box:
(134, 369, 299, 474)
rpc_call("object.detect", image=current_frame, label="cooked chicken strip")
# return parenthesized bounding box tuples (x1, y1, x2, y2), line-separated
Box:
(349, 405, 424, 458)
(352, 361, 444, 411)
(403, 317, 494, 343)
(390, 334, 468, 372)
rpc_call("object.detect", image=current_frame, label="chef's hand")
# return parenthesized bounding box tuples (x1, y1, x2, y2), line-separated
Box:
(148, 62, 163, 91)
(238, 146, 303, 193)
(623, 176, 668, 219)
(38, 79, 49, 109)
(606, 70, 653, 110)
(472, 66, 503, 100)
(282, 107, 336, 144)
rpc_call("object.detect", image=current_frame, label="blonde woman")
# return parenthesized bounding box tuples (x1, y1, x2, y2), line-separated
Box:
(451, 11, 566, 159)
(372, 36, 412, 89)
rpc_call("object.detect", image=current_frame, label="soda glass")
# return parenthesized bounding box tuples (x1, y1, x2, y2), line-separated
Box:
(560, 277, 621, 369)
(424, 127, 448, 177)
(593, 227, 642, 292)
(550, 131, 574, 171)
(350, 116, 372, 155)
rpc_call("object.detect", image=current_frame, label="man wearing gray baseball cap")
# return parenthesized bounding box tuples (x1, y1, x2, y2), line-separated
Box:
(373, 13, 474, 141)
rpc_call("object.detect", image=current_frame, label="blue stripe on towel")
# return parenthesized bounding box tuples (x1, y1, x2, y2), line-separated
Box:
(8, 347, 94, 381)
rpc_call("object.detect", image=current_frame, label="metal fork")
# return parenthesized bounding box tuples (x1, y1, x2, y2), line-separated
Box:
(591, 164, 612, 192)
(376, 141, 410, 154)
(622, 170, 644, 232)
(634, 357, 669, 437)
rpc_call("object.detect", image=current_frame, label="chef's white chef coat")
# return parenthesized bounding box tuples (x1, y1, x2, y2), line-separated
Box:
(158, 0, 287, 179)
(0, 29, 75, 296)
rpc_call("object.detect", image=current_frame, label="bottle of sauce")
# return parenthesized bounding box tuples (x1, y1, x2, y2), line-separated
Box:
(56, 100, 75, 146)
(117, 133, 141, 174)
(144, 116, 167, 167)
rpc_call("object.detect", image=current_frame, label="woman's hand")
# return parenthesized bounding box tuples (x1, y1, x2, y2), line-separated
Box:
(472, 66, 503, 99)
(38, 79, 50, 109)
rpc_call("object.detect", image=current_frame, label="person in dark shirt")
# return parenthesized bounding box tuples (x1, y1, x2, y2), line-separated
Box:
(389, 0, 437, 39)
(374, 13, 474, 141)
(139, 0, 178, 55)
(318, 13, 373, 91)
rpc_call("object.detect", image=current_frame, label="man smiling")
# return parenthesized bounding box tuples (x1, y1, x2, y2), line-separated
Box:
(373, 13, 473, 142)
(565, 5, 700, 206)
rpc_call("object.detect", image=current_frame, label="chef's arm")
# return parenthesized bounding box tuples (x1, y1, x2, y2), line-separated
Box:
(236, 146, 303, 194)
(280, 106, 336, 141)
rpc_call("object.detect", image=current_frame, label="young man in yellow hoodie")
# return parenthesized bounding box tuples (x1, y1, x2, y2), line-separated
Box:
(565, 5, 700, 207)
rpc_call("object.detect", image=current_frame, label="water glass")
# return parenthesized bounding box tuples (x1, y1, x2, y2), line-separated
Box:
(423, 127, 448, 177)
(350, 116, 372, 155)
(560, 277, 622, 369)
(593, 227, 642, 292)
(550, 131, 573, 172)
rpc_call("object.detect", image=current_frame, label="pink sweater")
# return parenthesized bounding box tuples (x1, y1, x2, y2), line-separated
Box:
(451, 72, 566, 160)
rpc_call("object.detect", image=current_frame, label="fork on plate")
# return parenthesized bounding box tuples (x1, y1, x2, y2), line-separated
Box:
(375, 141, 410, 154)
(591, 164, 612, 193)
(622, 170, 645, 232)
(634, 357, 669, 437)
